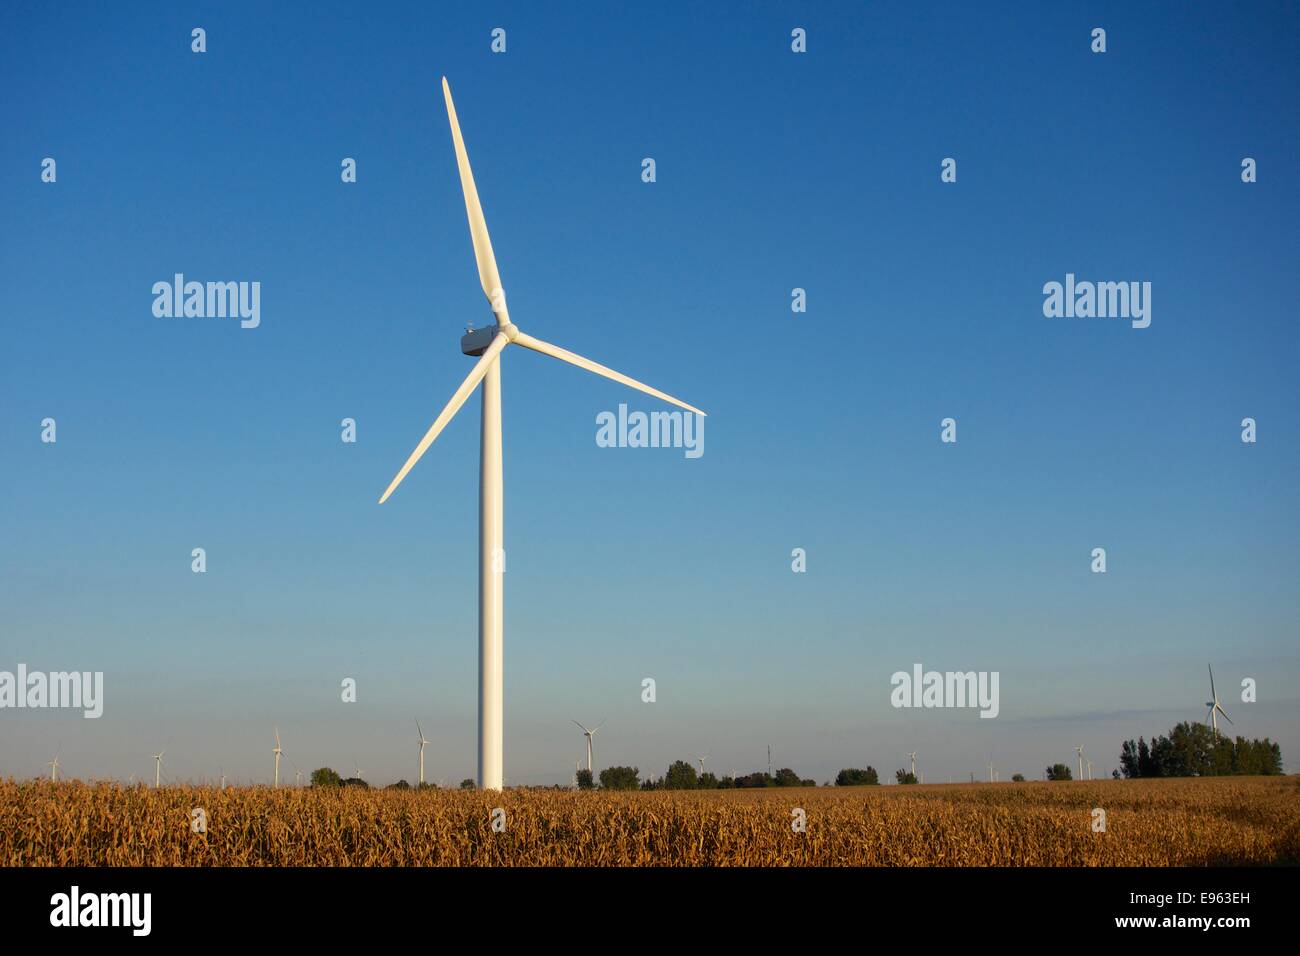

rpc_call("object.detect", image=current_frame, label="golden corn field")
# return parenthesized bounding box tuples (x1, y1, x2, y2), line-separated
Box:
(3, 776, 1296, 866)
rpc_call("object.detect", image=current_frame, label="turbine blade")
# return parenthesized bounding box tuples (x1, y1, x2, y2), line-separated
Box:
(379, 332, 509, 503)
(442, 77, 506, 319)
(512, 331, 705, 417)
(1218, 705, 1233, 725)
(1208, 663, 1215, 699)
(571, 719, 589, 733)
(416, 719, 424, 742)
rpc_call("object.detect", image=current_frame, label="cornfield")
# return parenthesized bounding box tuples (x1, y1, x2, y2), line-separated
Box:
(3, 776, 1296, 866)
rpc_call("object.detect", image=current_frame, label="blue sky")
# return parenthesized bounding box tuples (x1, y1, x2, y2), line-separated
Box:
(2, 1, 1297, 786)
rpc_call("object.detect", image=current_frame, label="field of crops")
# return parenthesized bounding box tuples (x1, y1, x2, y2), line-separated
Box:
(3, 776, 1296, 866)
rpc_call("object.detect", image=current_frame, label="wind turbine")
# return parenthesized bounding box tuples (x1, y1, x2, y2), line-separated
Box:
(47, 754, 60, 782)
(377, 78, 705, 791)
(573, 720, 605, 772)
(696, 754, 710, 774)
(987, 759, 994, 783)
(1086, 759, 1093, 780)
(907, 751, 917, 780)
(153, 751, 165, 788)
(1205, 664, 1233, 736)
(272, 728, 283, 788)
(416, 719, 430, 786)
(1075, 746, 1084, 781)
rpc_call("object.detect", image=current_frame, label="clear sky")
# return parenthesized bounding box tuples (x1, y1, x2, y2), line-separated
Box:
(2, 1, 1297, 787)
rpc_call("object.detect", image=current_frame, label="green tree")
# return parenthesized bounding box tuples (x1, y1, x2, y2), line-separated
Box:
(575, 768, 595, 790)
(1011, 773, 1025, 782)
(773, 768, 802, 787)
(1046, 763, 1072, 781)
(310, 767, 341, 788)
(895, 769, 917, 785)
(459, 778, 475, 789)
(662, 760, 699, 790)
(835, 767, 879, 786)
(386, 780, 410, 790)
(697, 771, 719, 789)
(598, 766, 639, 790)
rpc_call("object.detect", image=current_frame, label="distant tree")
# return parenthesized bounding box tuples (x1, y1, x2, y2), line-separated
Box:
(386, 780, 411, 790)
(717, 775, 735, 789)
(1046, 763, 1072, 781)
(417, 781, 438, 790)
(1118, 724, 1282, 778)
(341, 777, 370, 789)
(1137, 737, 1155, 777)
(310, 768, 341, 788)
(598, 766, 639, 790)
(697, 771, 719, 789)
(662, 760, 699, 790)
(734, 772, 775, 789)
(773, 768, 802, 787)
(640, 777, 659, 791)
(1011, 774, 1025, 782)
(1111, 769, 1120, 780)
(459, 778, 475, 789)
(574, 768, 595, 790)
(835, 767, 880, 786)
(1120, 739, 1140, 779)
(895, 769, 917, 785)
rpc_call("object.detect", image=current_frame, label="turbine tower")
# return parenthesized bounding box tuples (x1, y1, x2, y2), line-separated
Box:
(153, 751, 164, 788)
(987, 759, 994, 783)
(572, 720, 605, 772)
(1205, 664, 1233, 736)
(1086, 759, 1093, 780)
(696, 754, 710, 774)
(417, 719, 430, 786)
(907, 751, 917, 780)
(273, 728, 283, 788)
(47, 754, 60, 782)
(377, 79, 704, 791)
(1075, 746, 1084, 781)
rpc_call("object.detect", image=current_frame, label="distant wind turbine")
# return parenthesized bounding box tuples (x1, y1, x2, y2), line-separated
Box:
(1086, 759, 1093, 780)
(1075, 746, 1084, 781)
(375, 78, 704, 792)
(696, 754, 710, 774)
(572, 720, 605, 772)
(47, 754, 60, 782)
(987, 759, 994, 783)
(907, 751, 917, 780)
(416, 719, 430, 786)
(1205, 664, 1233, 736)
(273, 728, 283, 788)
(153, 751, 165, 788)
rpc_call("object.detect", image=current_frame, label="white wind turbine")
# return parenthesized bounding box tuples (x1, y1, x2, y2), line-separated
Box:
(573, 720, 606, 773)
(1075, 746, 1084, 781)
(1205, 664, 1233, 736)
(907, 751, 917, 780)
(272, 728, 283, 788)
(1086, 759, 1093, 780)
(377, 78, 705, 791)
(696, 754, 710, 774)
(47, 753, 60, 782)
(987, 759, 994, 783)
(416, 719, 430, 786)
(153, 751, 165, 788)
